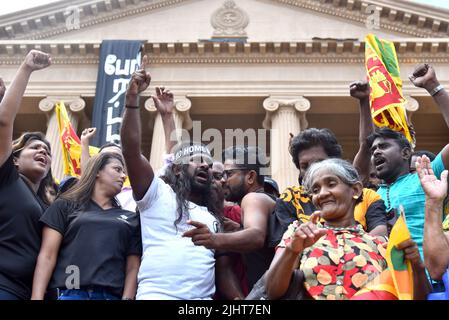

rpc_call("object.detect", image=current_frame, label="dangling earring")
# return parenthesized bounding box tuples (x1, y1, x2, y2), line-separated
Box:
(353, 195, 359, 200)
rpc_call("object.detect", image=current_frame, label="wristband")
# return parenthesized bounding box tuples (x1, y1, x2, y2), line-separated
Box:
(430, 84, 444, 96)
(125, 105, 139, 109)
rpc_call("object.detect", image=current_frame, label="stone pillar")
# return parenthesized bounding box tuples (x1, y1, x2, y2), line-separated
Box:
(39, 96, 86, 182)
(404, 96, 419, 150)
(263, 96, 311, 191)
(145, 97, 193, 172)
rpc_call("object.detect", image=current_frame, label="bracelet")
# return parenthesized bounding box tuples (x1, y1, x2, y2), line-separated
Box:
(430, 84, 444, 96)
(122, 297, 134, 300)
(125, 105, 139, 109)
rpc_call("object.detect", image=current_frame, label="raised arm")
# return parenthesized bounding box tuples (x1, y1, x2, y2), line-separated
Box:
(350, 81, 374, 184)
(410, 64, 449, 128)
(120, 55, 154, 201)
(410, 64, 449, 168)
(153, 87, 178, 154)
(31, 227, 63, 300)
(417, 155, 449, 280)
(0, 50, 51, 167)
(80, 127, 96, 174)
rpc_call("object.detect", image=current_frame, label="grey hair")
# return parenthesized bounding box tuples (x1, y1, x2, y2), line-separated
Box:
(303, 158, 362, 202)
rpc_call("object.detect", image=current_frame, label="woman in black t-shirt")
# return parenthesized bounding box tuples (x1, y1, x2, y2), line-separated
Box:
(0, 50, 53, 300)
(31, 152, 141, 300)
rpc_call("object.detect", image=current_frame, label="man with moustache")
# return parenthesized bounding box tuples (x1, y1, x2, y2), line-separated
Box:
(357, 63, 449, 263)
(183, 146, 276, 292)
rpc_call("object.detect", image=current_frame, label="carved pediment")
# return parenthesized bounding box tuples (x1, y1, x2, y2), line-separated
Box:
(1, 0, 448, 41)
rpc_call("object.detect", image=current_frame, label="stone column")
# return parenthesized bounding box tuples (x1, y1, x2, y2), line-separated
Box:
(263, 96, 311, 191)
(39, 96, 86, 182)
(145, 97, 193, 172)
(404, 96, 419, 149)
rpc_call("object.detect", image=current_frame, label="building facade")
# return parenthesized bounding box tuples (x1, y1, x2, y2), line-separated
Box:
(1, 0, 449, 190)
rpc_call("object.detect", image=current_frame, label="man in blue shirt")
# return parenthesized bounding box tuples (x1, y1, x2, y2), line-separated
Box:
(367, 127, 447, 259)
(352, 63, 449, 262)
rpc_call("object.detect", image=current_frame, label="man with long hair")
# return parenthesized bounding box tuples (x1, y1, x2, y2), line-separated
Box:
(120, 55, 225, 300)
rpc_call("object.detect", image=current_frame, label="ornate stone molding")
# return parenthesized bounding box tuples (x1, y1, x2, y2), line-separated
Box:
(403, 95, 419, 121)
(262, 96, 310, 129)
(404, 96, 419, 112)
(0, 0, 189, 40)
(2, 40, 449, 65)
(38, 96, 86, 113)
(1, 0, 448, 40)
(211, 0, 249, 39)
(270, 0, 449, 38)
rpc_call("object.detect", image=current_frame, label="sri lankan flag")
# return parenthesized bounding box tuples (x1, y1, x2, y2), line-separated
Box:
(351, 208, 413, 300)
(385, 209, 414, 300)
(365, 34, 415, 148)
(55, 101, 99, 177)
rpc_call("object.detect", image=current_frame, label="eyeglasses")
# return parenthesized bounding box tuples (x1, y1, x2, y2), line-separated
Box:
(222, 168, 248, 179)
(212, 172, 224, 181)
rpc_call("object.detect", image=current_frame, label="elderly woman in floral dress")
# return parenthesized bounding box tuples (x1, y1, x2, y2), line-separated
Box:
(265, 158, 430, 300)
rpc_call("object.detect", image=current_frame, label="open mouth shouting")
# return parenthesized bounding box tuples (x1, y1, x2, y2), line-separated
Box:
(195, 170, 210, 184)
(34, 154, 48, 167)
(373, 156, 386, 172)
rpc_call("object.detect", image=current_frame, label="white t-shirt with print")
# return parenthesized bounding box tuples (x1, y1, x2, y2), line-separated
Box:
(136, 177, 218, 300)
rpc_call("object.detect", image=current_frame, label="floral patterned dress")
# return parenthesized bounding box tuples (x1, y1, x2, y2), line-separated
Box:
(278, 221, 387, 300)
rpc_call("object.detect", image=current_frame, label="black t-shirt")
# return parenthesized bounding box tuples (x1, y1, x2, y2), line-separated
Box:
(40, 198, 142, 297)
(0, 154, 47, 299)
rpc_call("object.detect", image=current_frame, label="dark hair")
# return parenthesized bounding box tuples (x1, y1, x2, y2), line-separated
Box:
(412, 150, 436, 161)
(99, 142, 122, 152)
(289, 128, 342, 170)
(223, 146, 266, 185)
(366, 127, 411, 152)
(37, 169, 55, 206)
(12, 132, 53, 205)
(60, 152, 124, 209)
(12, 132, 51, 156)
(160, 164, 223, 229)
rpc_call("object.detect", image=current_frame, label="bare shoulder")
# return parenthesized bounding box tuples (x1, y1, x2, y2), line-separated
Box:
(241, 192, 276, 211)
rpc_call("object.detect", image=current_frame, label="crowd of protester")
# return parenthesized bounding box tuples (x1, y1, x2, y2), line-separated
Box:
(0, 49, 448, 300)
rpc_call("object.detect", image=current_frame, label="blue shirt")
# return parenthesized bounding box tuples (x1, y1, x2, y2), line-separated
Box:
(377, 153, 446, 260)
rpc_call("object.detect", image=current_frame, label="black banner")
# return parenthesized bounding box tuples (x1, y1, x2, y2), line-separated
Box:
(91, 40, 142, 147)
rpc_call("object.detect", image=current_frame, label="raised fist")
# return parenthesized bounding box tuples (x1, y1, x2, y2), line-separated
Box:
(409, 64, 439, 91)
(81, 127, 96, 143)
(349, 81, 370, 101)
(24, 50, 51, 71)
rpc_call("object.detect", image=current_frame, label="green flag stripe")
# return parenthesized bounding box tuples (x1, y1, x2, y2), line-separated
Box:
(374, 37, 400, 77)
(390, 247, 408, 271)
